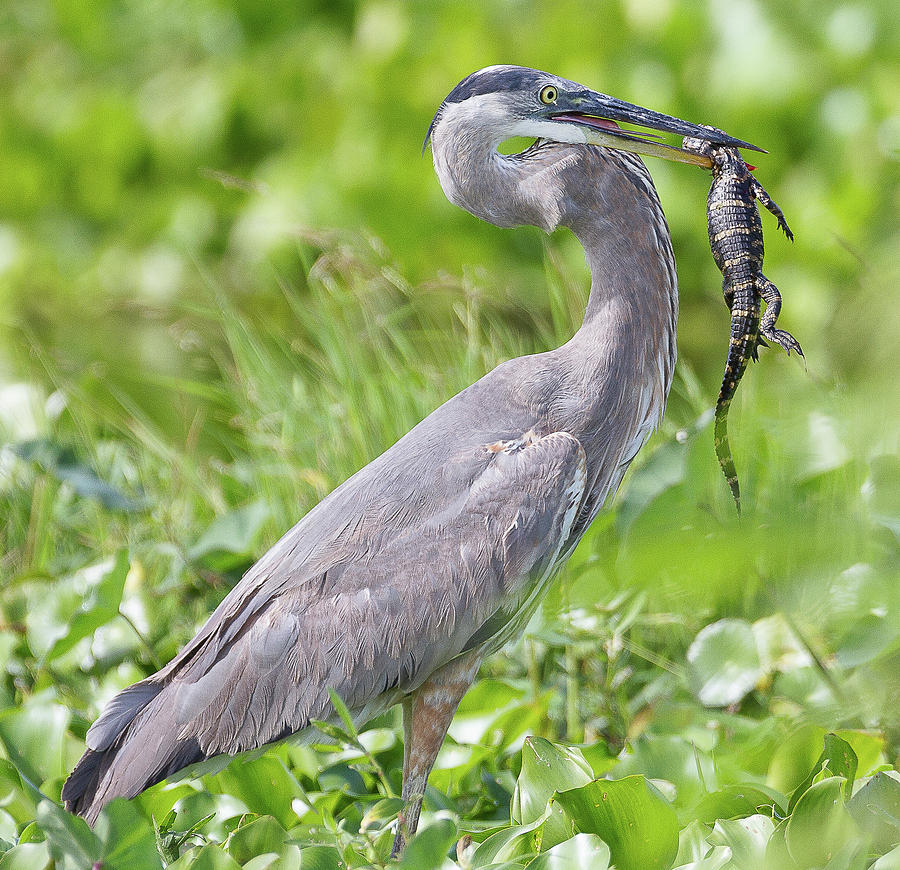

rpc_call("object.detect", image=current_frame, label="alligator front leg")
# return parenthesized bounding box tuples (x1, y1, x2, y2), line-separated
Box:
(750, 179, 794, 241)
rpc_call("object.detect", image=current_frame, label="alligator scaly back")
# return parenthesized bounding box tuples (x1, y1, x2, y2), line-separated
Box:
(683, 131, 802, 513)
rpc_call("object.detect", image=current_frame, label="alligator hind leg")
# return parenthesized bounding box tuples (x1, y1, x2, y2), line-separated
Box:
(724, 279, 767, 359)
(758, 275, 803, 357)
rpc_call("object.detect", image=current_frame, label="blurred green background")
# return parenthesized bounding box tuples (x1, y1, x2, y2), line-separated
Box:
(1, 0, 899, 865)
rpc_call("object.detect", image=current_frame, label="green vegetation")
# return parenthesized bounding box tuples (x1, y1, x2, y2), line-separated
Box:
(1, 0, 898, 867)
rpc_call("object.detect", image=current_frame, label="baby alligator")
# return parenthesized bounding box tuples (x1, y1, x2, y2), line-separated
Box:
(683, 130, 802, 513)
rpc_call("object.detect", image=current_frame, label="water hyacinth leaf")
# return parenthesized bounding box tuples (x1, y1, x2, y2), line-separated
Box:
(527, 833, 610, 870)
(707, 815, 773, 870)
(785, 777, 859, 868)
(188, 500, 269, 564)
(35, 798, 100, 868)
(0, 842, 52, 870)
(554, 776, 679, 870)
(871, 844, 900, 870)
(395, 818, 458, 870)
(847, 771, 900, 851)
(787, 733, 857, 811)
(687, 619, 764, 707)
(224, 815, 286, 864)
(766, 725, 827, 795)
(511, 737, 593, 849)
(208, 755, 298, 828)
(693, 784, 785, 825)
(470, 812, 548, 866)
(361, 797, 406, 831)
(0, 696, 70, 784)
(674, 819, 714, 865)
(170, 843, 241, 870)
(94, 798, 160, 870)
(835, 730, 884, 778)
(296, 845, 343, 870)
(11, 438, 146, 512)
(44, 550, 130, 663)
(763, 818, 799, 870)
(671, 845, 732, 870)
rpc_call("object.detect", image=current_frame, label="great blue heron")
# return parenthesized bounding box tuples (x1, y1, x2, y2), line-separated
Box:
(63, 65, 757, 852)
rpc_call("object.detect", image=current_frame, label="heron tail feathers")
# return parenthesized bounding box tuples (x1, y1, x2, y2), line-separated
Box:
(62, 681, 203, 825)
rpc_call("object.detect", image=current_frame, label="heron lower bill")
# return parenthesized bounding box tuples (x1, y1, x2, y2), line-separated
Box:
(62, 65, 759, 858)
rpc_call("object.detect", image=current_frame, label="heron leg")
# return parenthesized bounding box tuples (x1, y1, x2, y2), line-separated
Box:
(390, 650, 481, 857)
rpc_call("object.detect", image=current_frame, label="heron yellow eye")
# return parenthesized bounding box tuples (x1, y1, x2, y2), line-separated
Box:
(539, 85, 558, 105)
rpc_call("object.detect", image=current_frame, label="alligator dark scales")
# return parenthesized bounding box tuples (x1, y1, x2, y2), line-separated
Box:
(683, 133, 802, 513)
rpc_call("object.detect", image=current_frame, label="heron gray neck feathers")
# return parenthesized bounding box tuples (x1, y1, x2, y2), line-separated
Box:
(431, 122, 678, 421)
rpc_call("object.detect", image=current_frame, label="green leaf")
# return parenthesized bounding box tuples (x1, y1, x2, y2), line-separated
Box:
(208, 755, 298, 828)
(296, 845, 343, 870)
(871, 844, 900, 870)
(527, 833, 610, 870)
(395, 818, 458, 869)
(171, 843, 242, 870)
(511, 737, 593, 849)
(847, 771, 900, 851)
(224, 815, 286, 864)
(470, 811, 549, 867)
(788, 733, 857, 810)
(188, 501, 269, 566)
(693, 784, 785, 824)
(0, 702, 70, 788)
(687, 619, 764, 707)
(45, 549, 130, 662)
(766, 725, 827, 795)
(674, 819, 713, 866)
(11, 438, 146, 511)
(763, 818, 800, 870)
(554, 776, 679, 870)
(35, 799, 100, 868)
(95, 798, 160, 870)
(0, 842, 52, 870)
(835, 729, 885, 778)
(707, 815, 773, 870)
(361, 797, 406, 831)
(785, 777, 859, 868)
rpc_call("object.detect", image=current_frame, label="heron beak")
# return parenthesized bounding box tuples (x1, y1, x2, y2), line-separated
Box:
(549, 90, 765, 168)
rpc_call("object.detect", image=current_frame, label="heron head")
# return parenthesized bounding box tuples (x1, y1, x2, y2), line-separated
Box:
(425, 65, 763, 166)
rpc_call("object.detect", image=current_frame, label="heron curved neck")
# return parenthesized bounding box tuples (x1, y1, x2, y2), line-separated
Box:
(432, 132, 677, 364)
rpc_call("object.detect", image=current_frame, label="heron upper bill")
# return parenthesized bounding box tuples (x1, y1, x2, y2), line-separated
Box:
(547, 89, 765, 168)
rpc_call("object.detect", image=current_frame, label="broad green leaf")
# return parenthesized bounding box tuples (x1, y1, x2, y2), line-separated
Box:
(296, 845, 343, 870)
(208, 755, 298, 828)
(835, 729, 885, 778)
(554, 776, 679, 870)
(671, 845, 732, 870)
(45, 549, 130, 662)
(707, 815, 773, 870)
(767, 725, 827, 795)
(188, 500, 270, 565)
(470, 814, 547, 867)
(0, 696, 71, 784)
(527, 833, 610, 870)
(0, 842, 52, 870)
(674, 819, 713, 866)
(395, 818, 458, 869)
(693, 784, 785, 824)
(170, 843, 242, 870)
(763, 818, 799, 870)
(0, 759, 39, 824)
(788, 733, 857, 810)
(361, 797, 406, 831)
(847, 771, 900, 850)
(687, 619, 764, 707)
(511, 737, 593, 849)
(11, 438, 146, 511)
(785, 777, 859, 868)
(35, 799, 100, 869)
(95, 798, 160, 870)
(225, 815, 286, 864)
(872, 844, 900, 870)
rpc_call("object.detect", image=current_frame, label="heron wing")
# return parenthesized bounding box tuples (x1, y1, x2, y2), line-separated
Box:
(90, 430, 585, 758)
